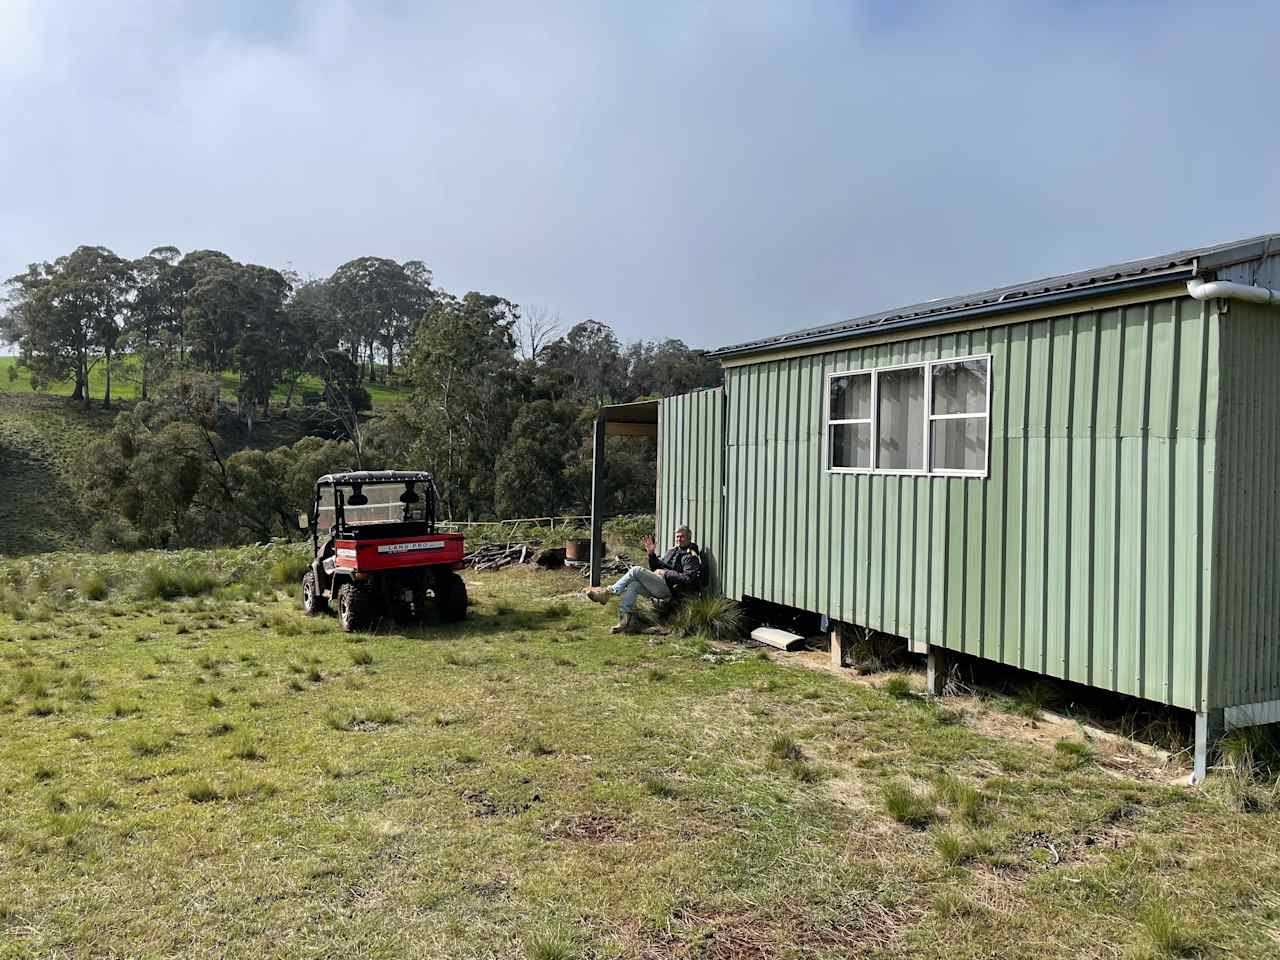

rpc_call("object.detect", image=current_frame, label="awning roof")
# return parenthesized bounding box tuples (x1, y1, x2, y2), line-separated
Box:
(597, 398, 658, 437)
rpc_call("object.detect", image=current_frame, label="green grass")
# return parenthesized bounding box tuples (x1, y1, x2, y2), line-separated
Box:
(0, 555, 1278, 957)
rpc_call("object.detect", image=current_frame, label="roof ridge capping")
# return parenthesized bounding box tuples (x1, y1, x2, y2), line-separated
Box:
(710, 233, 1280, 360)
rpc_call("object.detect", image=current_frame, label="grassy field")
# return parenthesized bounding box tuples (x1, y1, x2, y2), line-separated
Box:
(2, 547, 1279, 958)
(0, 356, 410, 408)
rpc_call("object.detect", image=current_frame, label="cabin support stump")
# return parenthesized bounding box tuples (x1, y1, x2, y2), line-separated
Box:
(829, 624, 850, 669)
(926, 645, 946, 697)
(1192, 708, 1225, 784)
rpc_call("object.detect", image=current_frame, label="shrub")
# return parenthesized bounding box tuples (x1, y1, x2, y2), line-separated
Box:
(671, 594, 749, 643)
(269, 553, 311, 587)
(884, 676, 913, 699)
(80, 572, 109, 602)
(138, 564, 217, 600)
(881, 780, 936, 828)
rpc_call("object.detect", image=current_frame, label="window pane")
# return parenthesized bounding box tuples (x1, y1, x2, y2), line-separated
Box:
(876, 366, 925, 470)
(830, 423, 870, 469)
(829, 373, 870, 421)
(931, 358, 988, 415)
(931, 417, 987, 471)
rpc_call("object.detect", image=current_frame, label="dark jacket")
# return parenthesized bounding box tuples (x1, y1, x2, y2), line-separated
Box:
(648, 544, 702, 594)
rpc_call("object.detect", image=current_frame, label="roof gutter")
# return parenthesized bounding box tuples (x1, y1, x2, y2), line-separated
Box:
(1187, 277, 1280, 307)
(712, 268, 1194, 361)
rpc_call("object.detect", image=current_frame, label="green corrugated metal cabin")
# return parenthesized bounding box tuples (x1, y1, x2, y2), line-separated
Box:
(605, 234, 1280, 780)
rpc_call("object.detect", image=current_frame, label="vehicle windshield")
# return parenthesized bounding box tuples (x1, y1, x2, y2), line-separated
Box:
(321, 482, 429, 527)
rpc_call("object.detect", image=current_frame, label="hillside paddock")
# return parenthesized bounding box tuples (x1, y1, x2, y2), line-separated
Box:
(1, 546, 1278, 959)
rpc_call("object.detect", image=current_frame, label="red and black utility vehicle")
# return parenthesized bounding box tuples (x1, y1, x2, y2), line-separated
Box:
(300, 471, 467, 632)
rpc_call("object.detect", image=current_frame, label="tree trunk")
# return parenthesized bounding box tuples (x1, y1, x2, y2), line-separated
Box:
(386, 338, 394, 381)
(103, 346, 113, 409)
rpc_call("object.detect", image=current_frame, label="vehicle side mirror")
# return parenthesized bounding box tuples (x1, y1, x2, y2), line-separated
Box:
(298, 513, 310, 531)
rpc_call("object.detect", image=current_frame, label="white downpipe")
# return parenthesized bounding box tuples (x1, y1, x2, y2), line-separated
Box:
(1187, 277, 1280, 306)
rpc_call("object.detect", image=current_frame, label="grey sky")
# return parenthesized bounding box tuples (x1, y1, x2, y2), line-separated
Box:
(2, 0, 1277, 351)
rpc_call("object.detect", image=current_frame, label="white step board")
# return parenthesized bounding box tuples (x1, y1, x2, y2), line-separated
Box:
(750, 627, 805, 651)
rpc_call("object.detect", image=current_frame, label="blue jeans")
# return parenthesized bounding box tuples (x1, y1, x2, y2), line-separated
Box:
(610, 565, 671, 614)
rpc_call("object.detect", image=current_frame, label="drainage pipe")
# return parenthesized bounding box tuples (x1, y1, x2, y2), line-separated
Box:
(1187, 277, 1280, 306)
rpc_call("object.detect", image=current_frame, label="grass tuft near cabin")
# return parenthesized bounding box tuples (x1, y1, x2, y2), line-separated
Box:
(0, 548, 1278, 958)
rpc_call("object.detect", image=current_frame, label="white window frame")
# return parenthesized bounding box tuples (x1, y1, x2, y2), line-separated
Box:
(823, 353, 992, 478)
(825, 370, 872, 472)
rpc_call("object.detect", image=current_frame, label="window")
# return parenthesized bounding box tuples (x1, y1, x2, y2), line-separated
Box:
(825, 354, 990, 476)
(929, 358, 989, 473)
(828, 372, 871, 468)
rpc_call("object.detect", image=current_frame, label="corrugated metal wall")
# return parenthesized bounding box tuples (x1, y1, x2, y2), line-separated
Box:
(719, 296, 1220, 711)
(1212, 297, 1280, 709)
(657, 387, 725, 592)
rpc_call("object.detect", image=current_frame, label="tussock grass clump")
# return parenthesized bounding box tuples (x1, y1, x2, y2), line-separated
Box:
(80, 572, 109, 602)
(1138, 900, 1203, 958)
(13, 667, 51, 698)
(646, 668, 669, 682)
(931, 827, 995, 866)
(324, 704, 402, 731)
(542, 601, 572, 620)
(881, 780, 937, 828)
(224, 775, 278, 801)
(1053, 738, 1094, 771)
(349, 648, 373, 666)
(671, 593, 748, 642)
(269, 554, 311, 587)
(129, 734, 169, 757)
(138, 564, 218, 601)
(768, 733, 803, 762)
(524, 927, 576, 960)
(229, 733, 266, 761)
(207, 721, 235, 737)
(107, 698, 141, 718)
(27, 699, 56, 717)
(63, 671, 94, 702)
(642, 773, 680, 799)
(185, 779, 221, 803)
(933, 774, 987, 826)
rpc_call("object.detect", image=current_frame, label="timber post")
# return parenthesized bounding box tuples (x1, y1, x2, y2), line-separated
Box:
(589, 413, 606, 587)
(1191, 709, 1225, 784)
(926, 645, 946, 697)
(829, 623, 850, 669)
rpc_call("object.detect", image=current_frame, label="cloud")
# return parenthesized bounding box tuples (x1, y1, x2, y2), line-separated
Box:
(2, 0, 1277, 349)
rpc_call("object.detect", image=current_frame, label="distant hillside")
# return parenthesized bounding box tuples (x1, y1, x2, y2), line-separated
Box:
(0, 367, 406, 556)
(0, 356, 410, 408)
(0, 394, 105, 555)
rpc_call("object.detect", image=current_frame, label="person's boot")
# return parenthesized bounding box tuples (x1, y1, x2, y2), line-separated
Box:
(584, 587, 611, 605)
(610, 612, 638, 634)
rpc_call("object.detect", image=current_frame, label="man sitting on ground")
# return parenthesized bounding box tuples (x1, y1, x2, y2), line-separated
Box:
(585, 525, 702, 634)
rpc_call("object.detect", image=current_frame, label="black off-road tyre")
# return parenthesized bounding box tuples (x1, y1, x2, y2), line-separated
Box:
(301, 570, 328, 616)
(337, 582, 371, 633)
(434, 571, 468, 623)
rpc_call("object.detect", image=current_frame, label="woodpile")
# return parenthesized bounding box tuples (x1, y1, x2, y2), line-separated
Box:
(463, 541, 538, 571)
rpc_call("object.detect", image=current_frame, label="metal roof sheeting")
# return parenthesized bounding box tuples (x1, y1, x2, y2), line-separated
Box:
(711, 234, 1280, 360)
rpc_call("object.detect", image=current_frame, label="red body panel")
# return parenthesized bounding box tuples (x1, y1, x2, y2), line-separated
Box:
(334, 532, 465, 572)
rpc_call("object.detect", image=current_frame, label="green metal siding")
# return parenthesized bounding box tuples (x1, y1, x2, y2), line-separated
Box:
(657, 388, 724, 592)
(716, 296, 1220, 711)
(1211, 298, 1280, 709)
